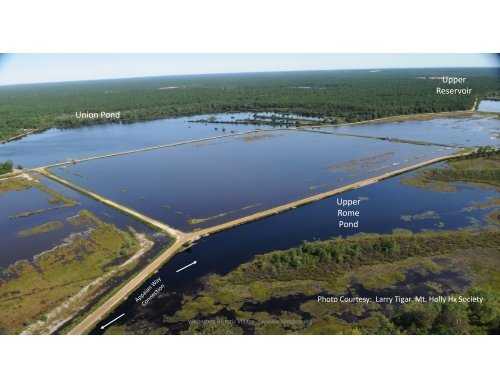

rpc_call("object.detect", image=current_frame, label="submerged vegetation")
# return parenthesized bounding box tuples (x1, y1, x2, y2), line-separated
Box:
(0, 175, 79, 215)
(0, 176, 33, 194)
(16, 221, 64, 238)
(187, 204, 261, 225)
(401, 210, 440, 222)
(1, 68, 498, 142)
(0, 210, 145, 334)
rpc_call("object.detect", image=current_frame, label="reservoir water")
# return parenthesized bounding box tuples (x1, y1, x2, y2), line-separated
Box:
(0, 113, 276, 168)
(1, 113, 498, 169)
(317, 115, 499, 147)
(478, 100, 500, 113)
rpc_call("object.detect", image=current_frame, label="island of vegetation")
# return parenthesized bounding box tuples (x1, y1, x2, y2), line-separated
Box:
(16, 221, 64, 238)
(401, 146, 499, 192)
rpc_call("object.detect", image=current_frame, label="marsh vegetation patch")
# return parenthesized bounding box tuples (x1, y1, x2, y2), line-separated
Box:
(0, 210, 149, 334)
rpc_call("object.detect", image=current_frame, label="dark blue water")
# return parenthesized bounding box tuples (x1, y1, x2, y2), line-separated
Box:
(93, 165, 499, 334)
(50, 130, 456, 232)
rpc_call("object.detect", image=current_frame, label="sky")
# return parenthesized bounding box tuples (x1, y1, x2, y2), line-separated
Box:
(0, 54, 497, 86)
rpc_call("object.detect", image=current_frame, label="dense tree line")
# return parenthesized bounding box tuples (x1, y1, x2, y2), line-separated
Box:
(460, 146, 499, 159)
(0, 68, 498, 141)
(237, 230, 499, 280)
(424, 167, 500, 187)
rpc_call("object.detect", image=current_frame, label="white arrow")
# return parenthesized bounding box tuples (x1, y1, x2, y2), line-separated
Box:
(176, 261, 197, 273)
(100, 313, 125, 330)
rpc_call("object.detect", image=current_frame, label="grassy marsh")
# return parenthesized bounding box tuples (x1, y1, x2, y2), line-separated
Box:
(0, 210, 148, 334)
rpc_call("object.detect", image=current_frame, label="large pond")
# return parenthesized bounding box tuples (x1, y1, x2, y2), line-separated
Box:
(48, 130, 457, 232)
(91, 164, 499, 334)
(316, 115, 499, 147)
(0, 113, 277, 168)
(1, 113, 498, 169)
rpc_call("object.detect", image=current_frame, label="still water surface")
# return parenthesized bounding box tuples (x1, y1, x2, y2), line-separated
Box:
(1, 113, 497, 169)
(0, 113, 275, 168)
(477, 100, 500, 113)
(317, 115, 499, 147)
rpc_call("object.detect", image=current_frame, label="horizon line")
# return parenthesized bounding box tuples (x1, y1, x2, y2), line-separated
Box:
(0, 65, 498, 88)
